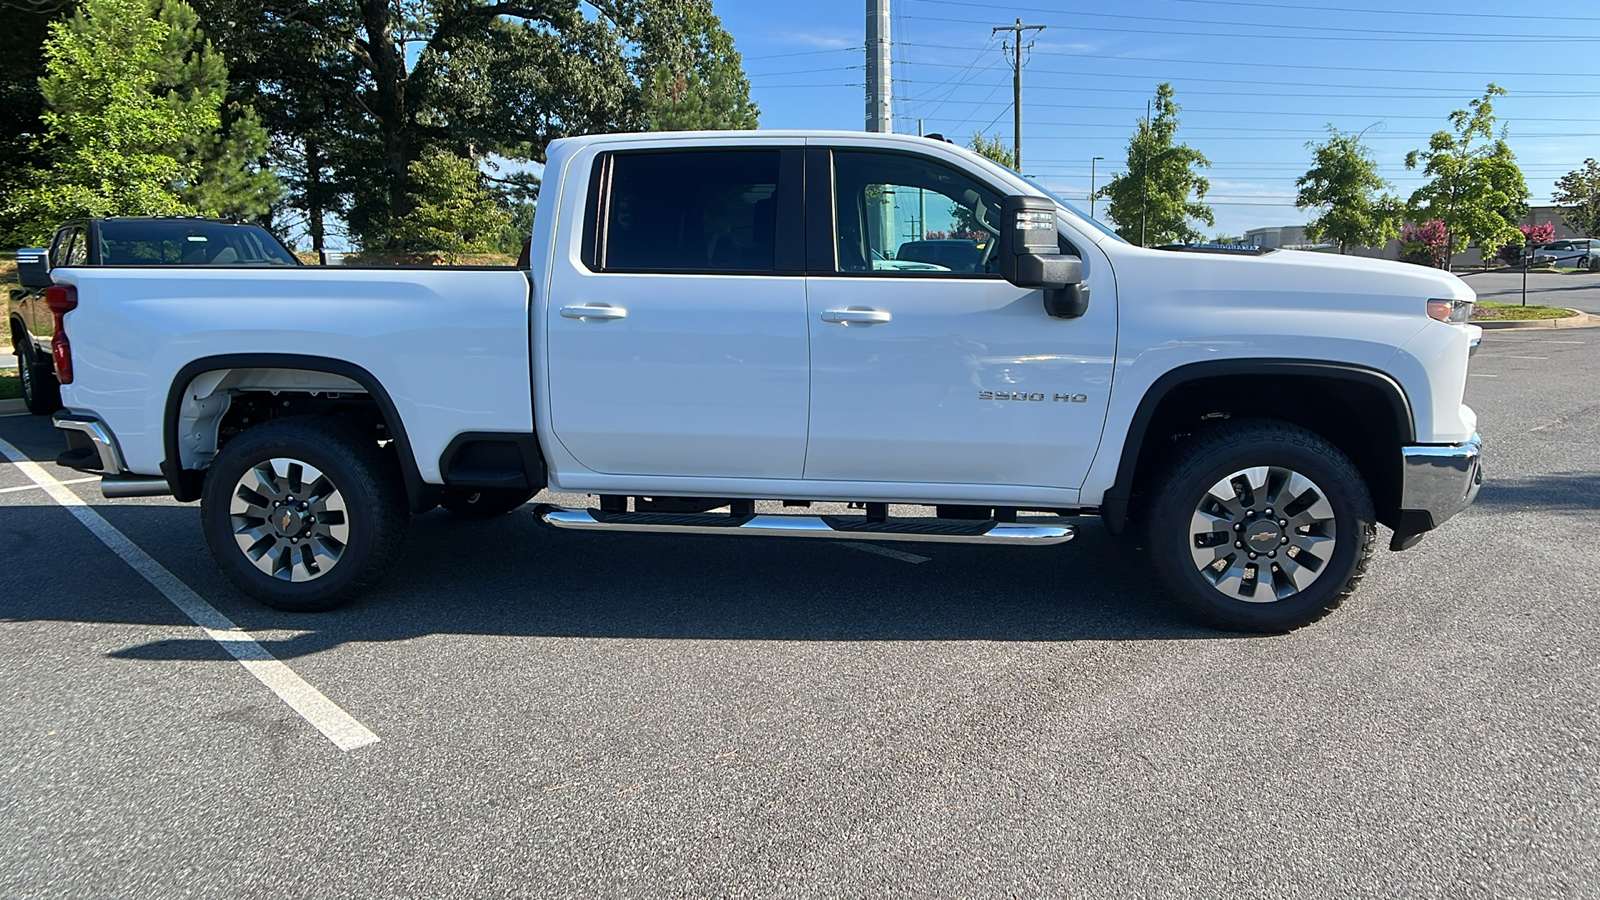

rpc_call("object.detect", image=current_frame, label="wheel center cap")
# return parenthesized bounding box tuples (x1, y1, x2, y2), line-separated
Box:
(275, 508, 304, 537)
(1245, 521, 1282, 550)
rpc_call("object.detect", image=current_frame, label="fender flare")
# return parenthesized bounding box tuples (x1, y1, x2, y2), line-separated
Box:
(162, 353, 436, 511)
(1098, 358, 1415, 534)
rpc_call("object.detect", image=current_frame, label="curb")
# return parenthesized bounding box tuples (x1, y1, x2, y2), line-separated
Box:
(0, 399, 29, 414)
(1475, 309, 1597, 330)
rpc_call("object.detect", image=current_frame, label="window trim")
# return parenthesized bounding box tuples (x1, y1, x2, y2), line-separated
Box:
(807, 146, 1009, 280)
(580, 146, 805, 277)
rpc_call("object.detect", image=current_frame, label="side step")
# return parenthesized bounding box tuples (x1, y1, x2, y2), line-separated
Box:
(534, 506, 1076, 546)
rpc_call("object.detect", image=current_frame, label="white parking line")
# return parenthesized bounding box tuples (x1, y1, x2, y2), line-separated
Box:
(0, 476, 97, 494)
(837, 542, 931, 564)
(1485, 355, 1548, 360)
(1468, 374, 1498, 378)
(0, 437, 380, 752)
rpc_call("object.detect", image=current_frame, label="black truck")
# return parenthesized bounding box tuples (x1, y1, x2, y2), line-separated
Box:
(8, 217, 300, 414)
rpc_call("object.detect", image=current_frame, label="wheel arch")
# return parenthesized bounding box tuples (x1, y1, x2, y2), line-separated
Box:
(1100, 359, 1414, 535)
(162, 353, 436, 512)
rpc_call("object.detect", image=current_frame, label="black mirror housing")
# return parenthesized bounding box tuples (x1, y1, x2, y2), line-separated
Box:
(15, 248, 50, 289)
(998, 195, 1089, 318)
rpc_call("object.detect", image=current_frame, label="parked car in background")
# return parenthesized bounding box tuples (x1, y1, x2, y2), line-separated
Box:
(1532, 238, 1600, 270)
(8, 217, 298, 414)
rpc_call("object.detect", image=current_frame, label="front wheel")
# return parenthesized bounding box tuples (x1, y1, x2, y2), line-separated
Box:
(1145, 419, 1376, 632)
(201, 417, 409, 612)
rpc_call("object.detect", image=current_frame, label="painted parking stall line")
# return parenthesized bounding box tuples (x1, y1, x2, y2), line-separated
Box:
(0, 437, 380, 752)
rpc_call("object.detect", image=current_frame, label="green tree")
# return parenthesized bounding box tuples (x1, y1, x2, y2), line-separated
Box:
(641, 4, 757, 131)
(2, 0, 276, 245)
(0, 0, 72, 241)
(150, 0, 277, 218)
(1097, 83, 1213, 246)
(1405, 84, 1529, 266)
(1295, 127, 1402, 254)
(392, 149, 512, 261)
(1552, 158, 1600, 237)
(967, 132, 1017, 170)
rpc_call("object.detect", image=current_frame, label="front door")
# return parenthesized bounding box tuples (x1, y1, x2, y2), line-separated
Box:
(802, 148, 1116, 491)
(545, 146, 811, 479)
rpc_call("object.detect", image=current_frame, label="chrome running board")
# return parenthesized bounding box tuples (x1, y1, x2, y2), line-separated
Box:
(534, 506, 1076, 546)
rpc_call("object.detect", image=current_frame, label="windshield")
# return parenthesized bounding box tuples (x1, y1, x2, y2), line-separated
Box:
(1025, 181, 1128, 244)
(97, 220, 299, 266)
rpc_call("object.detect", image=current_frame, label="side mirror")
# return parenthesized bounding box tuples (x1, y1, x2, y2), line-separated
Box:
(16, 248, 50, 289)
(319, 250, 346, 266)
(998, 195, 1088, 318)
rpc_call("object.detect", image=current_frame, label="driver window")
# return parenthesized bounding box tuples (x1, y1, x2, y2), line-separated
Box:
(832, 150, 1002, 276)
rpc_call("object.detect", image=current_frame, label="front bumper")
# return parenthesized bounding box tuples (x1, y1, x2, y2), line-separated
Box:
(1390, 432, 1483, 550)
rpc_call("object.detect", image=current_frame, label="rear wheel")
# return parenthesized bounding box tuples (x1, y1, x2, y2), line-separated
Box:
(201, 417, 408, 612)
(1145, 419, 1376, 632)
(439, 486, 536, 518)
(17, 340, 62, 415)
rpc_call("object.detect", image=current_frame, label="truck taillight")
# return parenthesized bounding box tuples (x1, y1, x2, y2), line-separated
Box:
(45, 285, 77, 385)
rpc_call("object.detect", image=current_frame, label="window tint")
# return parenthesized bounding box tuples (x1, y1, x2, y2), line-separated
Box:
(50, 227, 83, 268)
(602, 150, 778, 273)
(97, 220, 297, 266)
(832, 151, 1003, 276)
(65, 232, 89, 266)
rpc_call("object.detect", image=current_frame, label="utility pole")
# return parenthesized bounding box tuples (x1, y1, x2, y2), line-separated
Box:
(865, 0, 892, 132)
(992, 18, 1045, 171)
(1090, 156, 1104, 219)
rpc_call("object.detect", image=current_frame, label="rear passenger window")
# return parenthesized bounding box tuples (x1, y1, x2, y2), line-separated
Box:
(598, 150, 778, 273)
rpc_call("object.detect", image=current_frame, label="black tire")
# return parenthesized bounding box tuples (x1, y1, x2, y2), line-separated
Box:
(1144, 419, 1376, 633)
(201, 417, 408, 612)
(17, 340, 62, 416)
(439, 486, 536, 518)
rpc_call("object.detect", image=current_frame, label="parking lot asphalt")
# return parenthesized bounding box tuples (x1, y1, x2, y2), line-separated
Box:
(3, 329, 1598, 898)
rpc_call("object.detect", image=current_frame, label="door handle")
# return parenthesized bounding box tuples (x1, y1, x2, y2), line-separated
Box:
(560, 304, 627, 320)
(820, 308, 891, 325)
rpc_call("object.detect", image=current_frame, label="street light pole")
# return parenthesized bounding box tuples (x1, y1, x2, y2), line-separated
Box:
(1090, 156, 1104, 218)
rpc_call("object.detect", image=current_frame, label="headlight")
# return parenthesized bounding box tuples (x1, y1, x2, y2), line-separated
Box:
(1427, 298, 1474, 324)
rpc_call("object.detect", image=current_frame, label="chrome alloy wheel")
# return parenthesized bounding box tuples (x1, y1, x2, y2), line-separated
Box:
(229, 458, 350, 582)
(1187, 465, 1338, 603)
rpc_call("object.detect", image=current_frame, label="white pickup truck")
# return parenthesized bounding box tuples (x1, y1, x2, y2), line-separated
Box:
(25, 130, 1484, 631)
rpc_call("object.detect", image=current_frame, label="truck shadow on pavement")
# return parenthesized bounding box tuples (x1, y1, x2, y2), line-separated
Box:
(1471, 472, 1600, 512)
(0, 415, 1239, 662)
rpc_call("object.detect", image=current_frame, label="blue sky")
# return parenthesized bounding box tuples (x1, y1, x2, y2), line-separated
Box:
(717, 0, 1600, 238)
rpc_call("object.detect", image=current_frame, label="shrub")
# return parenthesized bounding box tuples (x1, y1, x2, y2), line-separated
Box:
(1400, 220, 1450, 268)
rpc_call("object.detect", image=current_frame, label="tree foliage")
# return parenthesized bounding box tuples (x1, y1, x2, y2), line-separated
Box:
(966, 132, 1017, 171)
(191, 0, 756, 252)
(1405, 84, 1529, 265)
(1552, 158, 1600, 237)
(1400, 220, 1450, 268)
(392, 149, 512, 261)
(1, 0, 275, 245)
(1098, 84, 1213, 246)
(1295, 127, 1402, 254)
(1495, 222, 1554, 265)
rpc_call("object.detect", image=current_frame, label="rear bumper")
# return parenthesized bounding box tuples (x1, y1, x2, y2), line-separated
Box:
(52, 411, 171, 498)
(1390, 432, 1484, 550)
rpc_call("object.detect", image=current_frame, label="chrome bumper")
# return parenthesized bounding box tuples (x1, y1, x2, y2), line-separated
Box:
(53, 411, 126, 472)
(52, 411, 171, 498)
(1392, 432, 1483, 550)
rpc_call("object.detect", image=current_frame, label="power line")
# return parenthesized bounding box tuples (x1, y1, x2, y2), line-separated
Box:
(911, 0, 1600, 41)
(903, 13, 1600, 43)
(741, 47, 860, 61)
(906, 40, 1600, 78)
(992, 18, 1046, 168)
(1168, 0, 1600, 23)
(898, 96, 1600, 124)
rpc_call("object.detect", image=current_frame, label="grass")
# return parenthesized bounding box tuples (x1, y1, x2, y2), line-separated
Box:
(1472, 301, 1575, 321)
(0, 369, 20, 401)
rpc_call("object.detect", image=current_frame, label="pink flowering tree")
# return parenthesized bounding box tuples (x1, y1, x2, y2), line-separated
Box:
(1400, 220, 1451, 268)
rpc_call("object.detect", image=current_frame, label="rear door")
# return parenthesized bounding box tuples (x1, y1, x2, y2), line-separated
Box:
(543, 145, 811, 478)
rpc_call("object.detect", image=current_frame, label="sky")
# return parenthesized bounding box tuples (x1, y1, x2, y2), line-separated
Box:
(716, 0, 1600, 239)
